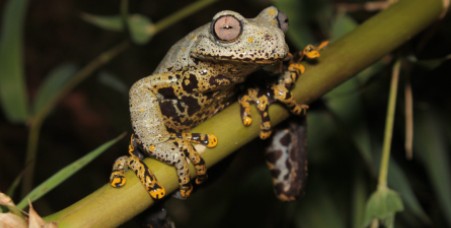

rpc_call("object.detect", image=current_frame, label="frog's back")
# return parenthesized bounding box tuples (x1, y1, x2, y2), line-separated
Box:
(154, 24, 209, 74)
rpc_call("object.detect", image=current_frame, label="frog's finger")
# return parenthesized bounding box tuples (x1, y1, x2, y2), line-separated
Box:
(272, 83, 309, 115)
(301, 41, 329, 60)
(128, 154, 166, 200)
(258, 102, 272, 140)
(170, 132, 217, 148)
(110, 156, 128, 188)
(180, 141, 208, 185)
(239, 91, 256, 126)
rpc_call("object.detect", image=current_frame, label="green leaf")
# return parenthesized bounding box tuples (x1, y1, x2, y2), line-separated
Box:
(98, 72, 128, 94)
(32, 64, 77, 114)
(81, 13, 154, 45)
(331, 13, 358, 41)
(127, 14, 155, 44)
(388, 160, 430, 224)
(16, 133, 126, 209)
(276, 0, 315, 48)
(409, 54, 451, 70)
(415, 108, 451, 227)
(363, 187, 404, 228)
(0, 0, 30, 122)
(81, 13, 124, 31)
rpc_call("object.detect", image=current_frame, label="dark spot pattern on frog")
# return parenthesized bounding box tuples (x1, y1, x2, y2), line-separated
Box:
(265, 118, 308, 201)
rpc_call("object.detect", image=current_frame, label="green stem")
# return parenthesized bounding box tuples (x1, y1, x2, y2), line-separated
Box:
(21, 41, 130, 197)
(21, 120, 42, 197)
(45, 0, 445, 226)
(378, 60, 401, 189)
(152, 0, 216, 34)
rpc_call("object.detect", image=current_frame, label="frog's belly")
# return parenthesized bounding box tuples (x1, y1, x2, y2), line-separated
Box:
(158, 91, 234, 131)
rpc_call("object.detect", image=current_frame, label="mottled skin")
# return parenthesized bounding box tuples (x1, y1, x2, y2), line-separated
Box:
(110, 6, 325, 200)
(265, 118, 308, 201)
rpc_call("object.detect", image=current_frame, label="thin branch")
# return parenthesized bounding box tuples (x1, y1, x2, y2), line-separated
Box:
(378, 60, 401, 189)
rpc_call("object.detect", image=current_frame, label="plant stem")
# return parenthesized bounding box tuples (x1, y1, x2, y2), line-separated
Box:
(378, 60, 401, 190)
(152, 0, 216, 34)
(21, 41, 130, 197)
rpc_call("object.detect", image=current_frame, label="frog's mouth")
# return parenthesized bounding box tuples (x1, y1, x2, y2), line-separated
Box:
(192, 53, 289, 65)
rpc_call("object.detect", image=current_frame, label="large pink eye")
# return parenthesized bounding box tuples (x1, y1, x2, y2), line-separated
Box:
(213, 15, 242, 42)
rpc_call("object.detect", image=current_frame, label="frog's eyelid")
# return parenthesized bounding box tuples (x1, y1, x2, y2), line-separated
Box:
(211, 14, 243, 43)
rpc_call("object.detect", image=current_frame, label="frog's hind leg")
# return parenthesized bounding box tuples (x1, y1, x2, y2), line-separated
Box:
(152, 141, 193, 199)
(110, 135, 166, 200)
(127, 152, 166, 200)
(170, 132, 217, 184)
(266, 118, 308, 201)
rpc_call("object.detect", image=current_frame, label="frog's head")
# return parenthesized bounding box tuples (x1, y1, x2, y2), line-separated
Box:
(190, 6, 289, 65)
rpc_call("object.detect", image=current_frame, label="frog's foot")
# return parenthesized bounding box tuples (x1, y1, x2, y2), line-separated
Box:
(300, 41, 328, 60)
(170, 132, 218, 148)
(271, 82, 309, 116)
(169, 133, 212, 185)
(145, 134, 212, 199)
(239, 88, 273, 139)
(128, 154, 166, 200)
(110, 154, 166, 200)
(110, 156, 128, 188)
(110, 135, 166, 200)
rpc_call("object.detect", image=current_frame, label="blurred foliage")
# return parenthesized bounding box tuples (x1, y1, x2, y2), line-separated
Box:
(0, 0, 450, 227)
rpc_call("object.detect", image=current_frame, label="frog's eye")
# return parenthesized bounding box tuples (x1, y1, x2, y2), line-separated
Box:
(277, 11, 289, 32)
(212, 15, 242, 42)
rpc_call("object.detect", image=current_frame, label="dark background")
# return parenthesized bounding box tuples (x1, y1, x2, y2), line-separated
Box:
(1, 0, 450, 227)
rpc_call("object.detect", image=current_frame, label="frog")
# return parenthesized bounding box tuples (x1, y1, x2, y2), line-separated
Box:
(109, 6, 326, 200)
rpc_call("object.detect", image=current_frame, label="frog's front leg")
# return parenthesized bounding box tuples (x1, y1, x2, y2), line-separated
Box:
(239, 42, 327, 139)
(111, 73, 217, 200)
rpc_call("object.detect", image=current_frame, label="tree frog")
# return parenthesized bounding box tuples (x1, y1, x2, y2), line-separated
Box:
(109, 6, 325, 201)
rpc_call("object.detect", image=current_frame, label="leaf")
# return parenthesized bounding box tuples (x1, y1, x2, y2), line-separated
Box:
(0, 213, 27, 228)
(408, 54, 451, 70)
(28, 204, 57, 228)
(388, 160, 430, 224)
(331, 13, 358, 41)
(81, 13, 124, 31)
(276, 0, 315, 48)
(32, 63, 77, 115)
(127, 14, 155, 44)
(81, 13, 154, 45)
(363, 187, 404, 228)
(0, 0, 30, 122)
(98, 71, 128, 94)
(0, 192, 23, 218)
(414, 108, 451, 227)
(16, 133, 126, 209)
